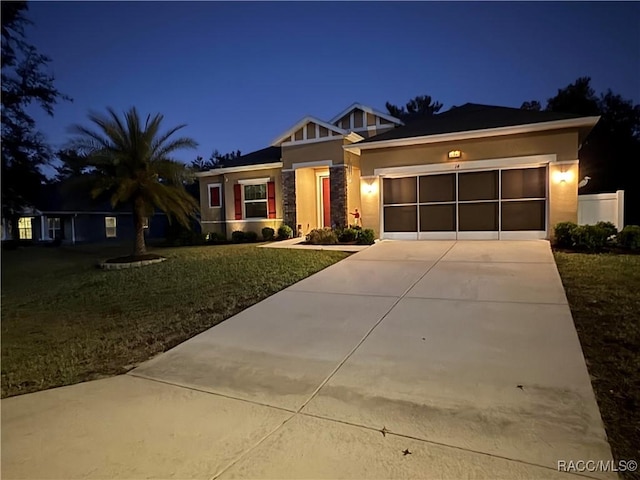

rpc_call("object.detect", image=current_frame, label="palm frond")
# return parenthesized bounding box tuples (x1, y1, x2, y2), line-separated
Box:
(70, 106, 200, 237)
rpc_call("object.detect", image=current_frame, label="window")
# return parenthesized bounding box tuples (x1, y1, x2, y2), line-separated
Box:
(18, 217, 33, 240)
(244, 184, 267, 218)
(47, 217, 61, 239)
(208, 183, 222, 208)
(105, 217, 117, 238)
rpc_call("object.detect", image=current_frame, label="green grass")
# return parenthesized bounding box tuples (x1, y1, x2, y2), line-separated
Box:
(1, 243, 349, 398)
(554, 252, 640, 477)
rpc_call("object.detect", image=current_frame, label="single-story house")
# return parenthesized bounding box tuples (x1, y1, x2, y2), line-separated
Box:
(197, 102, 599, 240)
(1, 183, 169, 244)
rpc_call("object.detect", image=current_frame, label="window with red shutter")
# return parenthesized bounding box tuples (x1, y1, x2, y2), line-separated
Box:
(208, 184, 221, 208)
(233, 184, 243, 219)
(267, 181, 276, 219)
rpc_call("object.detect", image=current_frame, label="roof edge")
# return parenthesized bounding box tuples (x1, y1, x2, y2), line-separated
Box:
(270, 116, 346, 146)
(329, 102, 404, 126)
(345, 116, 601, 153)
(195, 162, 283, 177)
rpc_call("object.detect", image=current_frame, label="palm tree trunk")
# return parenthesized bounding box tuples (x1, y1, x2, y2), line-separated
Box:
(133, 197, 146, 256)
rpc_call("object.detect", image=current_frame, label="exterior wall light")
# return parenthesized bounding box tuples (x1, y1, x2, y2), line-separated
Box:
(553, 170, 573, 183)
(448, 150, 462, 159)
(363, 182, 377, 194)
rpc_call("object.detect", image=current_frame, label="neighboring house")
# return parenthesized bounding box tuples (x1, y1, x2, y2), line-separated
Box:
(2, 183, 169, 244)
(198, 102, 600, 240)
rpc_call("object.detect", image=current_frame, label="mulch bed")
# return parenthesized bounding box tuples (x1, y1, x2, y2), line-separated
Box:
(104, 253, 166, 264)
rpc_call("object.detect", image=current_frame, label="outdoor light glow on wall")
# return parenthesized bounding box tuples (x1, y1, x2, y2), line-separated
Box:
(553, 169, 573, 183)
(363, 181, 377, 194)
(448, 150, 462, 159)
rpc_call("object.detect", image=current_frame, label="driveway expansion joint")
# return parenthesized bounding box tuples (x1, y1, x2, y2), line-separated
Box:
(127, 373, 297, 415)
(296, 411, 605, 480)
(211, 242, 459, 479)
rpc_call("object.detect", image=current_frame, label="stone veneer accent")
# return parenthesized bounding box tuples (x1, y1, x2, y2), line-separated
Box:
(282, 170, 297, 233)
(330, 165, 348, 228)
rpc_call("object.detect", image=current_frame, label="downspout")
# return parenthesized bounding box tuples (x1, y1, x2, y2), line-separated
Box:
(71, 214, 76, 245)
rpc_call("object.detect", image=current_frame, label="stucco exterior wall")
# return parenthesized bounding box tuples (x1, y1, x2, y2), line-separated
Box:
(358, 130, 579, 177)
(360, 177, 381, 237)
(198, 168, 283, 239)
(347, 166, 362, 227)
(199, 175, 224, 223)
(281, 139, 345, 169)
(548, 162, 580, 235)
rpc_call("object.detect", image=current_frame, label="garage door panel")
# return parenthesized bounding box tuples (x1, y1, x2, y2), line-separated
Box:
(458, 171, 498, 201)
(384, 206, 417, 232)
(501, 168, 546, 199)
(459, 202, 499, 231)
(419, 205, 456, 232)
(502, 200, 546, 231)
(383, 178, 416, 205)
(419, 174, 455, 203)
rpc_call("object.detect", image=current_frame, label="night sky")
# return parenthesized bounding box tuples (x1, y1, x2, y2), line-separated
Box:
(24, 1, 640, 173)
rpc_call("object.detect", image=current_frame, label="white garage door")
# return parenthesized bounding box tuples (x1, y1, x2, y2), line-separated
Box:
(382, 166, 547, 240)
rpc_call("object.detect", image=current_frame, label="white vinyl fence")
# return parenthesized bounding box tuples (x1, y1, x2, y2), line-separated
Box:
(578, 190, 625, 229)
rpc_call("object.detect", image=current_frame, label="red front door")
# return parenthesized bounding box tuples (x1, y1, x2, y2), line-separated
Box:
(322, 177, 331, 227)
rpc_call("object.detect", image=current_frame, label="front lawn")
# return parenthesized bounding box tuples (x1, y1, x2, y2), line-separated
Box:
(1, 243, 349, 398)
(554, 252, 640, 476)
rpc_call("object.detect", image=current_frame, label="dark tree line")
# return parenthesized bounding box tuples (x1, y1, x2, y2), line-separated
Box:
(1, 1, 70, 238)
(388, 79, 640, 224)
(190, 149, 242, 172)
(522, 77, 640, 224)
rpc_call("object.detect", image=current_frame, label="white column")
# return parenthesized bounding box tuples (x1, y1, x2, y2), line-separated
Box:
(71, 215, 76, 244)
(41, 215, 47, 240)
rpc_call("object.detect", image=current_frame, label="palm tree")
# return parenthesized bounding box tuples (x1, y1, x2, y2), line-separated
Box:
(71, 107, 199, 256)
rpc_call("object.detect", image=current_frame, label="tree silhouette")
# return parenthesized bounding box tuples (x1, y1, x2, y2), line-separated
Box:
(1, 1, 70, 238)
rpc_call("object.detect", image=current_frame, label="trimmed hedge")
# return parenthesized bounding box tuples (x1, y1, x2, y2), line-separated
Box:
(338, 228, 358, 242)
(554, 221, 640, 252)
(262, 227, 275, 241)
(618, 225, 640, 250)
(554, 221, 578, 248)
(231, 230, 245, 243)
(277, 225, 293, 240)
(571, 224, 609, 252)
(357, 229, 375, 245)
(307, 228, 338, 245)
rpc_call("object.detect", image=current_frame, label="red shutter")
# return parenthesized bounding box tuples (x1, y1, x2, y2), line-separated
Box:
(209, 186, 220, 207)
(234, 184, 243, 220)
(267, 181, 276, 219)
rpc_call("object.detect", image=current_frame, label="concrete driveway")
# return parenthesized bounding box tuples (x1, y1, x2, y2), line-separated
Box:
(2, 241, 614, 479)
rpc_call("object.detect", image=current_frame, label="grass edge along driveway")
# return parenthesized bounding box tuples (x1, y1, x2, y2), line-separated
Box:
(554, 252, 640, 480)
(1, 244, 349, 398)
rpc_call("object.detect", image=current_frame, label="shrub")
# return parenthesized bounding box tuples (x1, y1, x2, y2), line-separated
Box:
(231, 230, 246, 243)
(277, 225, 293, 240)
(357, 228, 375, 245)
(307, 228, 338, 245)
(571, 224, 609, 252)
(595, 221, 618, 240)
(165, 221, 204, 246)
(205, 232, 225, 244)
(338, 228, 358, 242)
(245, 231, 258, 243)
(618, 225, 640, 250)
(262, 227, 275, 241)
(554, 222, 578, 248)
